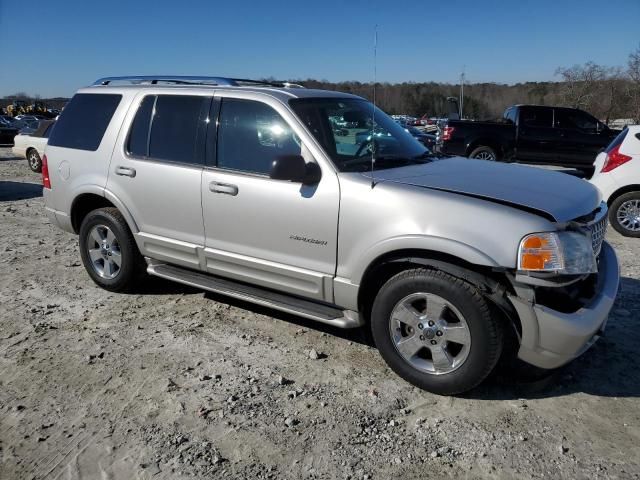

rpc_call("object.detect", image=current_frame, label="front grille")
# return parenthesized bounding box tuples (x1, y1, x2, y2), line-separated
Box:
(571, 203, 608, 257)
(590, 213, 607, 256)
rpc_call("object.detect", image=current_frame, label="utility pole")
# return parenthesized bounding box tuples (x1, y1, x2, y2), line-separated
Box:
(459, 67, 465, 120)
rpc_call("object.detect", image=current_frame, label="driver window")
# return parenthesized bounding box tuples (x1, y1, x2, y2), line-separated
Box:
(555, 109, 597, 132)
(217, 98, 302, 175)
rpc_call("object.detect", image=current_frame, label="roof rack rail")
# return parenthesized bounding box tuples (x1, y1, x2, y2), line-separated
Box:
(92, 76, 305, 88)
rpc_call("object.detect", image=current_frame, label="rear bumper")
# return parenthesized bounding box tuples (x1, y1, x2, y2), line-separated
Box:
(11, 146, 26, 158)
(509, 241, 620, 369)
(589, 173, 619, 203)
(43, 188, 74, 232)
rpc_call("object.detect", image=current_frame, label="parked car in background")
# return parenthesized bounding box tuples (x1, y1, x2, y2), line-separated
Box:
(402, 124, 437, 149)
(0, 120, 19, 146)
(590, 126, 640, 237)
(12, 120, 55, 172)
(15, 115, 41, 122)
(440, 105, 620, 174)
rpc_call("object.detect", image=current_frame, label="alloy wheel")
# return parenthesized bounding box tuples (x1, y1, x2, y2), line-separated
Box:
(388, 292, 471, 375)
(29, 151, 40, 169)
(473, 151, 495, 161)
(617, 199, 640, 232)
(86, 224, 122, 279)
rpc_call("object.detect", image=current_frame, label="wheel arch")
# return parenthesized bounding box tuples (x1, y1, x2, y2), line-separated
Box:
(357, 249, 521, 338)
(70, 189, 139, 235)
(465, 138, 503, 158)
(606, 184, 640, 206)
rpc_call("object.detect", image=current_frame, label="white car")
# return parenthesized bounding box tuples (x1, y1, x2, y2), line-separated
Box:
(11, 120, 55, 172)
(590, 125, 640, 237)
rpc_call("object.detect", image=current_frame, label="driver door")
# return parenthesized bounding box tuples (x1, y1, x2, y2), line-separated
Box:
(201, 95, 340, 302)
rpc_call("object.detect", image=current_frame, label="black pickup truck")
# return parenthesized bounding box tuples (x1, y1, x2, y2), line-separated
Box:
(440, 104, 620, 174)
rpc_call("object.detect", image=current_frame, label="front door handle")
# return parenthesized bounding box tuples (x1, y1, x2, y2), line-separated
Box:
(115, 166, 136, 177)
(209, 181, 238, 196)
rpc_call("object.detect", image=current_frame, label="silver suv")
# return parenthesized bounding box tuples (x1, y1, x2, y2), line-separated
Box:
(42, 76, 620, 395)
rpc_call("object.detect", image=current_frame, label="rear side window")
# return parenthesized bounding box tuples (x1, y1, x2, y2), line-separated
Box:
(605, 128, 628, 153)
(48, 93, 121, 150)
(127, 96, 155, 157)
(148, 95, 209, 165)
(520, 107, 552, 128)
(125, 95, 209, 164)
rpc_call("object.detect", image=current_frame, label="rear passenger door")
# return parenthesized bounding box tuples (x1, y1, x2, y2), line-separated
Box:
(553, 108, 604, 167)
(200, 95, 340, 302)
(515, 106, 556, 163)
(106, 93, 211, 270)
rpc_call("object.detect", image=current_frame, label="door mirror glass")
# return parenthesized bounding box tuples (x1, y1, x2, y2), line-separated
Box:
(270, 155, 321, 184)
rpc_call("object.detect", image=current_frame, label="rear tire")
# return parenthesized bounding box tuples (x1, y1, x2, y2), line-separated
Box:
(468, 146, 497, 161)
(371, 268, 503, 395)
(27, 149, 42, 172)
(78, 208, 145, 292)
(609, 192, 640, 237)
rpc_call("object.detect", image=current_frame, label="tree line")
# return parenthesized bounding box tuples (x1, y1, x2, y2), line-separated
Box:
(3, 45, 639, 124)
(299, 45, 640, 123)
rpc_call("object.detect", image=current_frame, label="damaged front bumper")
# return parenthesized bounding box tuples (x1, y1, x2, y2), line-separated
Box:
(508, 241, 620, 370)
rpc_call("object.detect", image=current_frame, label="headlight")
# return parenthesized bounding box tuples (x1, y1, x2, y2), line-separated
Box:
(518, 231, 597, 275)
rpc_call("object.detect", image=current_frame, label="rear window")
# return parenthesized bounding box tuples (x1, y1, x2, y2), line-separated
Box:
(48, 93, 121, 151)
(519, 107, 553, 128)
(503, 107, 517, 124)
(605, 128, 628, 153)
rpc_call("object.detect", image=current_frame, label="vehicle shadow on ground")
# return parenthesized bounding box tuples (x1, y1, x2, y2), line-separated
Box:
(468, 275, 640, 400)
(0, 152, 20, 161)
(201, 290, 374, 345)
(141, 274, 640, 399)
(0, 181, 43, 201)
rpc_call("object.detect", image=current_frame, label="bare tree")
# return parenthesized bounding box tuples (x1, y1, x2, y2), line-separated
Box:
(555, 62, 607, 110)
(598, 67, 626, 124)
(627, 45, 640, 123)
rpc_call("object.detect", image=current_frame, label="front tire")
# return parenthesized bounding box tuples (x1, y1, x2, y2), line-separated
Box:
(468, 146, 497, 161)
(78, 208, 145, 292)
(371, 268, 503, 395)
(27, 149, 42, 172)
(609, 192, 640, 237)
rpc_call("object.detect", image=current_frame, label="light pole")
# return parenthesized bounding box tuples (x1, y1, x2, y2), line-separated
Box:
(459, 68, 465, 120)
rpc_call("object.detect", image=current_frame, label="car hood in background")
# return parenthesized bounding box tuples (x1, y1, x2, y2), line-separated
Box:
(363, 157, 600, 222)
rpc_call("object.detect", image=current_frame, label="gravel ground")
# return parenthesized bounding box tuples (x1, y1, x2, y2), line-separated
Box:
(1, 147, 639, 479)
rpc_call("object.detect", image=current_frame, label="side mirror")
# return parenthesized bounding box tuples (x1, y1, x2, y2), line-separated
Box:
(270, 155, 321, 185)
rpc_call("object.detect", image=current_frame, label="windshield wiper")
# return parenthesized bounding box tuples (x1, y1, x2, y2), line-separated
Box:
(342, 153, 432, 172)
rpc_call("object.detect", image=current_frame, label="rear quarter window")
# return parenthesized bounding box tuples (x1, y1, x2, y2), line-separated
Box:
(605, 128, 628, 153)
(48, 93, 122, 151)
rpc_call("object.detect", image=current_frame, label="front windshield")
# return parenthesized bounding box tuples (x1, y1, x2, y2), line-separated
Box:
(290, 97, 430, 172)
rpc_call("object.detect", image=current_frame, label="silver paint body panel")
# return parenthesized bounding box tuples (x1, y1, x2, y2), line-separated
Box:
(43, 81, 619, 371)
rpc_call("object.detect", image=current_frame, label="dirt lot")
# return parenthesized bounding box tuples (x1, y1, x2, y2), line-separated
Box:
(1, 147, 639, 480)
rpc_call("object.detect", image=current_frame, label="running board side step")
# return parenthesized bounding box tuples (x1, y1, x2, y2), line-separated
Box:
(146, 261, 364, 329)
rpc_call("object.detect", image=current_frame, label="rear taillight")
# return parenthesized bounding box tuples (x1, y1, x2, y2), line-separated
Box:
(601, 144, 632, 173)
(442, 126, 455, 141)
(42, 154, 51, 189)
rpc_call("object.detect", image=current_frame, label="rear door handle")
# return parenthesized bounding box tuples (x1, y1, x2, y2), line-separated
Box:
(209, 181, 238, 196)
(115, 166, 136, 177)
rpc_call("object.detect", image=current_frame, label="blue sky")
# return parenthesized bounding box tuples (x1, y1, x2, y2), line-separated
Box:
(1, 0, 638, 97)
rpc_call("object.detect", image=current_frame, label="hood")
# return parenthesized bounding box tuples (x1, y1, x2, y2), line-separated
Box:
(364, 157, 600, 222)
